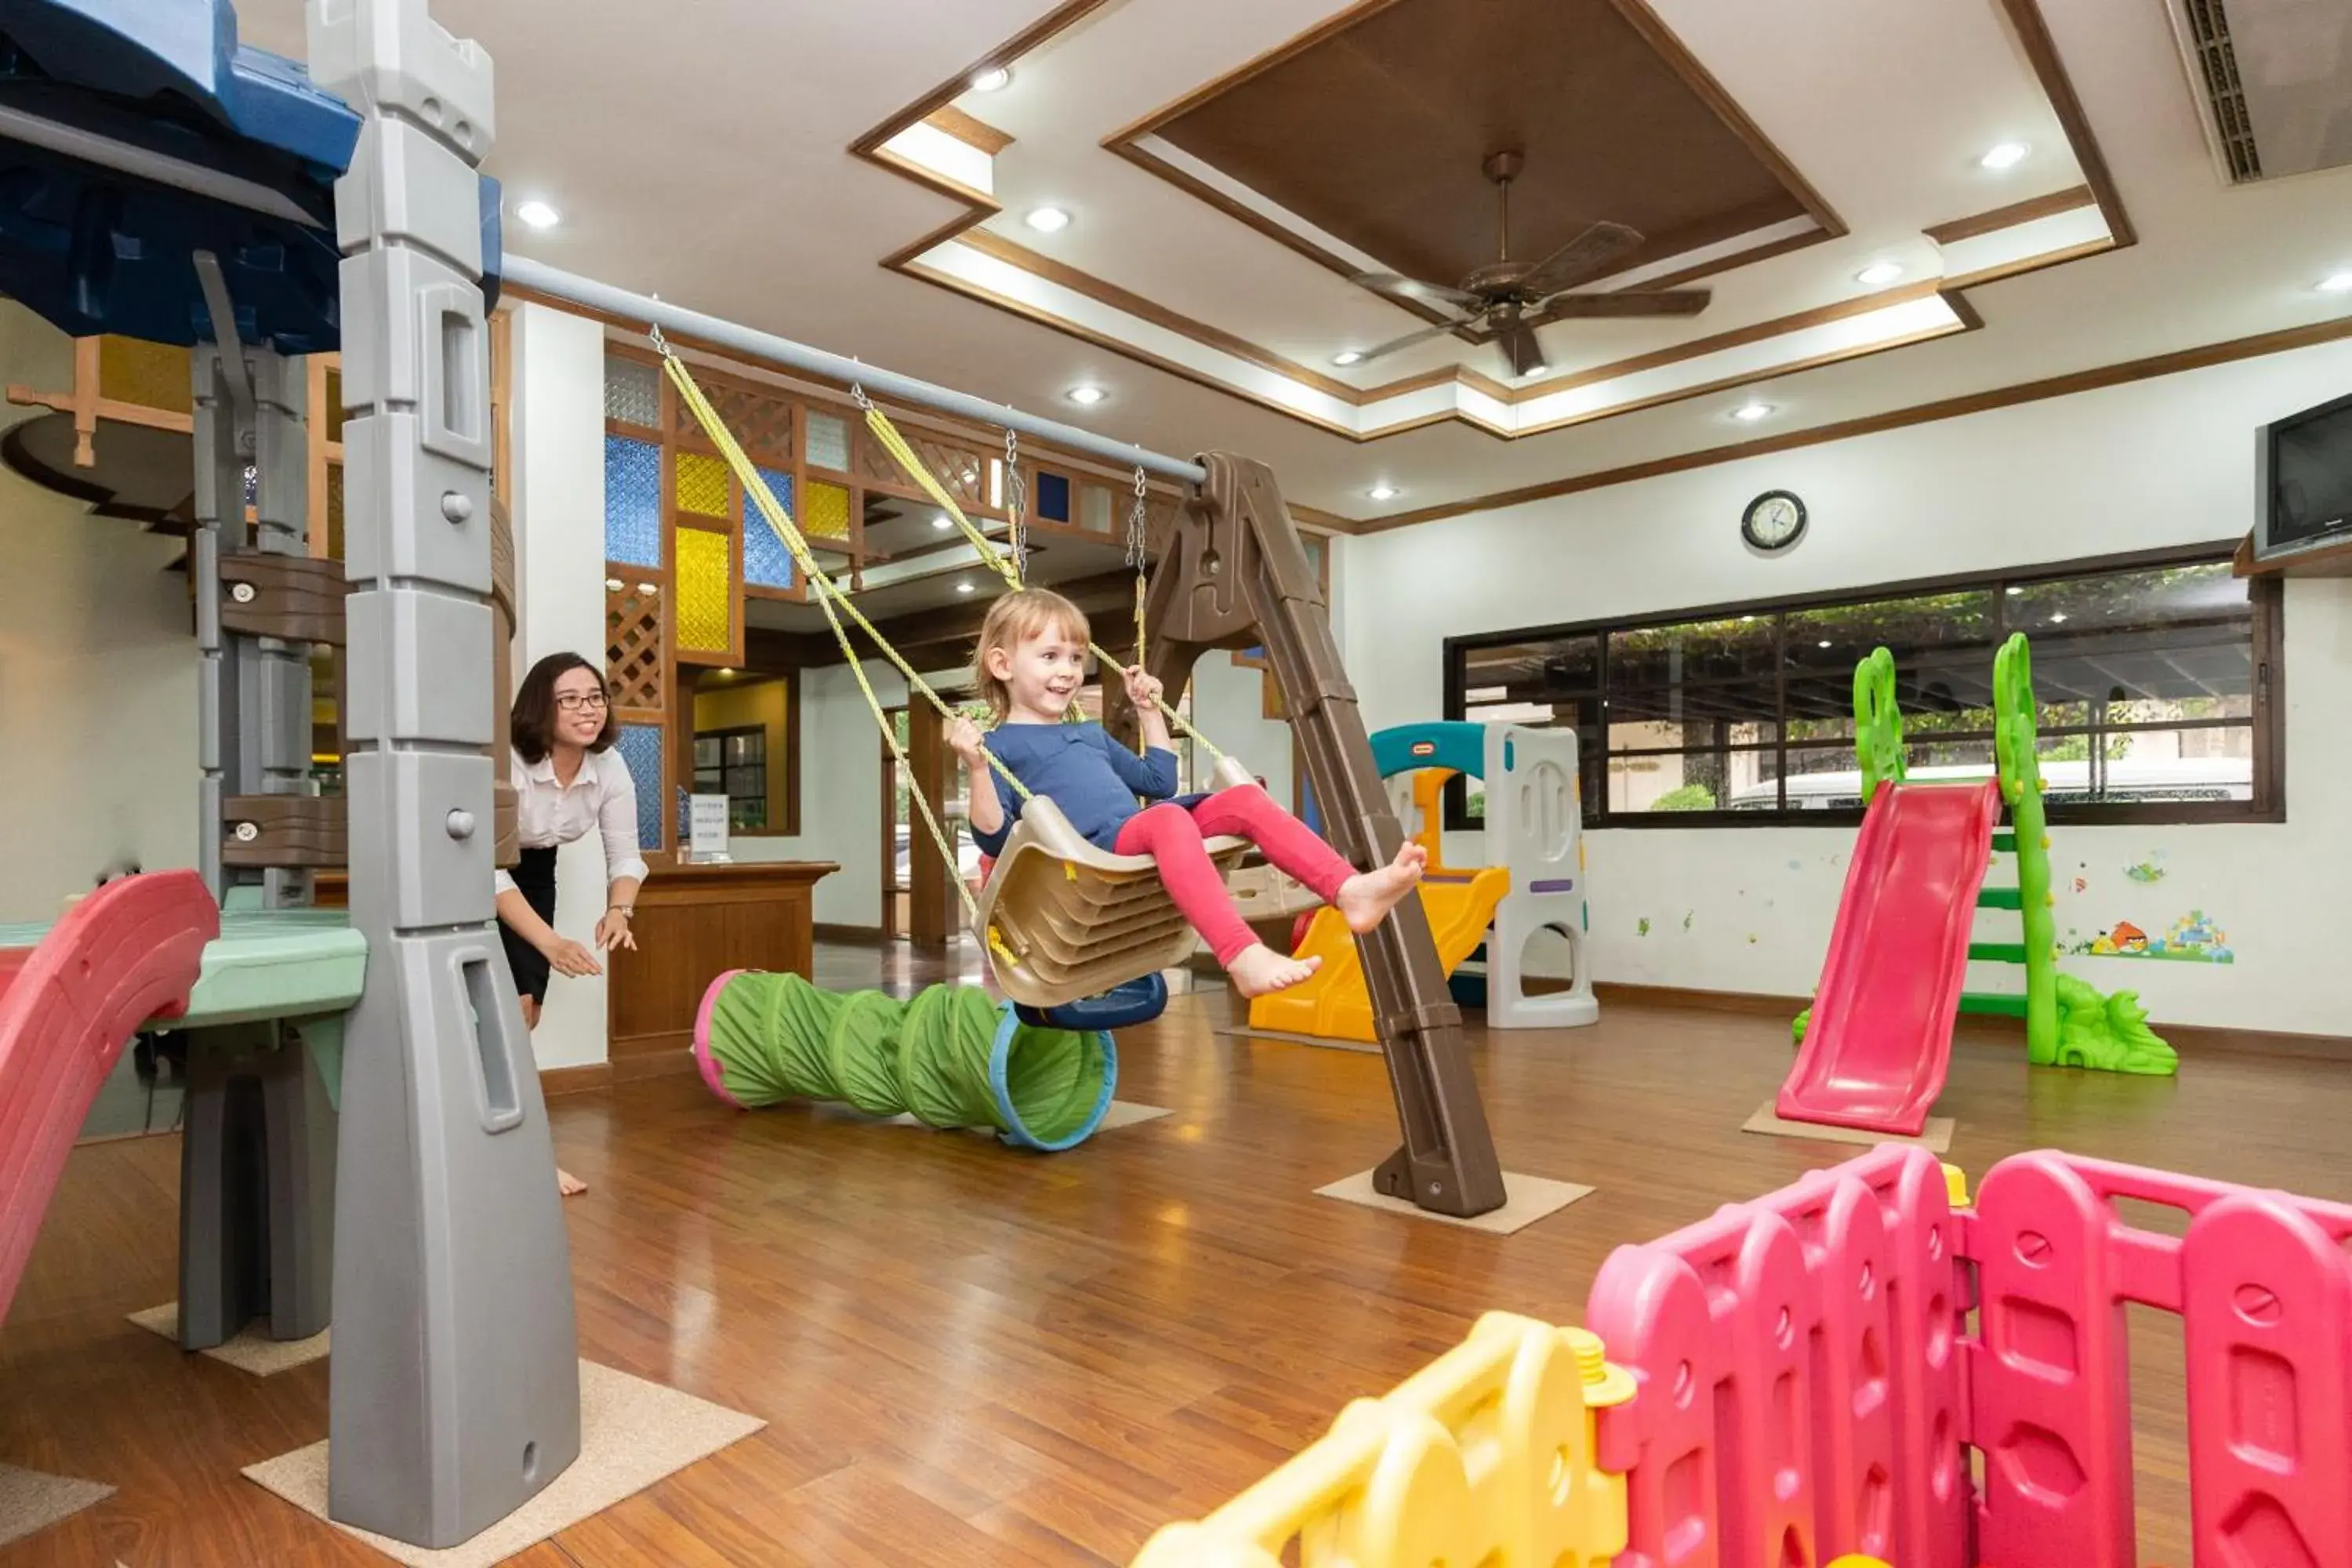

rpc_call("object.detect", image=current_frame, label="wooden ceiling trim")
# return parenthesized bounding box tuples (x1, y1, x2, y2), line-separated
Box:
(1991, 0, 2136, 249)
(1924, 183, 2096, 246)
(848, 0, 1116, 159)
(1352, 313, 2352, 533)
(924, 105, 1014, 156)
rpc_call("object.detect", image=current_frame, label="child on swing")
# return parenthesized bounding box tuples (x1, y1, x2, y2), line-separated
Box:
(953, 587, 1427, 998)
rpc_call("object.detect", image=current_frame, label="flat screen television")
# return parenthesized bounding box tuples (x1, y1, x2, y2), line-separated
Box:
(2256, 389, 2352, 562)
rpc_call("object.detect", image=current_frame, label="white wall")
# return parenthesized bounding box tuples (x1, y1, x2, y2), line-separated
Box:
(0, 305, 198, 923)
(1343, 337, 2352, 1037)
(508, 302, 613, 1068)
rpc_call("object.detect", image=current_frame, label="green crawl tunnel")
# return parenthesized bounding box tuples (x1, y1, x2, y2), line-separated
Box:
(691, 971, 1116, 1151)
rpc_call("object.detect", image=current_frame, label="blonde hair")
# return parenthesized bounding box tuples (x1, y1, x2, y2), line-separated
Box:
(971, 587, 1091, 720)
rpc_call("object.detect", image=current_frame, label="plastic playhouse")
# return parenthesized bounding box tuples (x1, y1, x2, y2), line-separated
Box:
(1781, 634, 2176, 1137)
(1261, 720, 1595, 1041)
(1135, 1142, 2348, 1566)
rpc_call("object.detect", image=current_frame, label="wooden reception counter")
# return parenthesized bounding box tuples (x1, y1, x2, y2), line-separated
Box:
(606, 859, 837, 1076)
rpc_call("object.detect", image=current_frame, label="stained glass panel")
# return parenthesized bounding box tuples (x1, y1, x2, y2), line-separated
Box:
(674, 449, 730, 517)
(614, 725, 666, 852)
(604, 356, 661, 427)
(1035, 470, 1071, 523)
(604, 434, 662, 567)
(326, 460, 346, 561)
(97, 336, 192, 415)
(804, 480, 851, 541)
(742, 466, 795, 589)
(806, 410, 850, 471)
(675, 524, 733, 654)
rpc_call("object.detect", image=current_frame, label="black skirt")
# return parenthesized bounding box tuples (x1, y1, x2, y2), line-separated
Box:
(498, 844, 561, 1004)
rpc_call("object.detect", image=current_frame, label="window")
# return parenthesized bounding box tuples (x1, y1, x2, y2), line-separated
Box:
(1444, 548, 2281, 826)
(693, 725, 768, 830)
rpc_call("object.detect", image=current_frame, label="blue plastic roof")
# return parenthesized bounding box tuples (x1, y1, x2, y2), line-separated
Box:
(0, 0, 500, 354)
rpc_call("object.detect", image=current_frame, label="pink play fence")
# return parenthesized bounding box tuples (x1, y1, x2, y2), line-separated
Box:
(1584, 1144, 2352, 1568)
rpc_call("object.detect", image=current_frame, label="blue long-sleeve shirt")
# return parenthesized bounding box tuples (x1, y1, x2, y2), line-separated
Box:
(970, 721, 1185, 858)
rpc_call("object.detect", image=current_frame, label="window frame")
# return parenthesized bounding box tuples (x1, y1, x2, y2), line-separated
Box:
(1442, 543, 2283, 830)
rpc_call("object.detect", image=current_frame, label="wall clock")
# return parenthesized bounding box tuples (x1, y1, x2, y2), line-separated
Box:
(1741, 489, 1807, 553)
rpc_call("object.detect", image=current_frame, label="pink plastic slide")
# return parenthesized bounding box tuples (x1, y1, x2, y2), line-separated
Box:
(1777, 780, 2001, 1136)
(0, 872, 216, 1326)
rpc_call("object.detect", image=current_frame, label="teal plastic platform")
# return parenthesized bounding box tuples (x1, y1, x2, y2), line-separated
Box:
(0, 906, 365, 1029)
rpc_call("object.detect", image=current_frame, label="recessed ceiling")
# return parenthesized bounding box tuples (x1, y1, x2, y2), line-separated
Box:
(226, 0, 2352, 543)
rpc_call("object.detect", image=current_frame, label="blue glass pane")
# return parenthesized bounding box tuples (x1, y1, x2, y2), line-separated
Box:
(604, 434, 662, 567)
(1036, 470, 1071, 523)
(615, 725, 665, 851)
(742, 465, 796, 589)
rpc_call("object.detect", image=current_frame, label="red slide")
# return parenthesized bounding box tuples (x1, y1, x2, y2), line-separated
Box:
(0, 872, 216, 1325)
(1777, 781, 2002, 1137)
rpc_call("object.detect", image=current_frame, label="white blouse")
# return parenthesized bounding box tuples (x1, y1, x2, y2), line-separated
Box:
(493, 746, 651, 897)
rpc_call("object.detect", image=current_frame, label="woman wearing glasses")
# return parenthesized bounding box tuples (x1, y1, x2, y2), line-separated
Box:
(495, 652, 648, 1196)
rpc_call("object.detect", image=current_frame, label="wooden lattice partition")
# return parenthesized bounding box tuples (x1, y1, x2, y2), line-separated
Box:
(860, 425, 989, 512)
(606, 579, 667, 723)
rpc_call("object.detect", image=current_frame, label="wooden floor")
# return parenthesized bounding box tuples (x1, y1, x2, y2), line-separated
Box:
(5, 942, 2347, 1565)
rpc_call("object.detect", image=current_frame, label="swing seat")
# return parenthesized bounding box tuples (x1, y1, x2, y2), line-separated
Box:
(975, 757, 1255, 1011)
(1014, 973, 1168, 1033)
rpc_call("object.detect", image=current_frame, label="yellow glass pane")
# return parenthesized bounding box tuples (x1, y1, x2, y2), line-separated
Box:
(804, 480, 850, 540)
(97, 336, 192, 415)
(324, 365, 346, 443)
(675, 525, 732, 654)
(674, 449, 730, 517)
(326, 461, 346, 561)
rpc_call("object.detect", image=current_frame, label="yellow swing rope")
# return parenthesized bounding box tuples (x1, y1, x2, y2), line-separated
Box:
(857, 402, 1229, 767)
(655, 344, 1005, 935)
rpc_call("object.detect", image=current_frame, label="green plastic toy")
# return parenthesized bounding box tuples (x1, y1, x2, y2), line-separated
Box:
(693, 971, 1117, 1149)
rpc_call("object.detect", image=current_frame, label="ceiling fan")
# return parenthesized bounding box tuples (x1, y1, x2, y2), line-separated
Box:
(1348, 151, 1712, 378)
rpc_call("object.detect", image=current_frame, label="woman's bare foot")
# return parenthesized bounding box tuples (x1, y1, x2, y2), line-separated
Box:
(557, 1167, 587, 1197)
(1228, 942, 1323, 998)
(1335, 840, 1429, 934)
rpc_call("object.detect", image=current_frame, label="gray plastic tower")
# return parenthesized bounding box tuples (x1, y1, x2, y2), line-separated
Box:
(306, 0, 583, 1546)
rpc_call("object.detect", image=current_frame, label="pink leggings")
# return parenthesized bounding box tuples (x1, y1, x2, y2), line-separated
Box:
(1114, 784, 1355, 967)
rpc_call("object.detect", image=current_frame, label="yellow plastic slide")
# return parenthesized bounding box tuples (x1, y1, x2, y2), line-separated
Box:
(1247, 866, 1511, 1042)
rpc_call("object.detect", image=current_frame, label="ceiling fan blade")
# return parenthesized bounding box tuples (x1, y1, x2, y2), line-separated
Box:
(1517, 221, 1643, 299)
(1531, 288, 1713, 323)
(1352, 271, 1485, 314)
(1356, 318, 1473, 362)
(1500, 318, 1547, 379)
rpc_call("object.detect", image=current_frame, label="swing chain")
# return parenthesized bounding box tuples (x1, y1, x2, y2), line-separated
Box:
(1004, 426, 1028, 582)
(850, 381, 873, 413)
(1125, 464, 1152, 568)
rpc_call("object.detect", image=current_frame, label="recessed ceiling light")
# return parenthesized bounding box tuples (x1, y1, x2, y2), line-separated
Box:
(637, 582, 659, 595)
(604, 577, 623, 591)
(1855, 262, 1904, 287)
(1731, 401, 1775, 423)
(1333, 350, 1365, 366)
(1367, 483, 1400, 502)
(969, 67, 1011, 92)
(2318, 270, 2352, 294)
(1025, 205, 1071, 233)
(1817, 640, 1834, 649)
(2049, 612, 2069, 624)
(956, 581, 978, 594)
(932, 512, 953, 530)
(717, 667, 734, 677)
(1065, 383, 1106, 406)
(2005, 585, 2025, 596)
(1979, 142, 2030, 170)
(514, 198, 561, 230)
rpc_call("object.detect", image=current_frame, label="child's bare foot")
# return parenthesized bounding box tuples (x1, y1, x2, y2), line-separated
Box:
(1335, 841, 1428, 934)
(557, 1167, 587, 1197)
(1229, 942, 1323, 998)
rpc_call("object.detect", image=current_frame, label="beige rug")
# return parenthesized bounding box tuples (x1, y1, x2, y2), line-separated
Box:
(128, 1302, 332, 1375)
(1315, 1169, 1595, 1234)
(1213, 1025, 1381, 1055)
(245, 1359, 763, 1568)
(1743, 1102, 1955, 1154)
(0, 1463, 111, 1548)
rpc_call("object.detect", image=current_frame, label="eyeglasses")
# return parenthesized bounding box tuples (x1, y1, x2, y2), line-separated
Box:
(554, 691, 610, 712)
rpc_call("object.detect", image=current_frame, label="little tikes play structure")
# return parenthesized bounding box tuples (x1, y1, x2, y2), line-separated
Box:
(1780, 633, 2176, 1137)
(1135, 1142, 2350, 1566)
(1254, 720, 1595, 1041)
